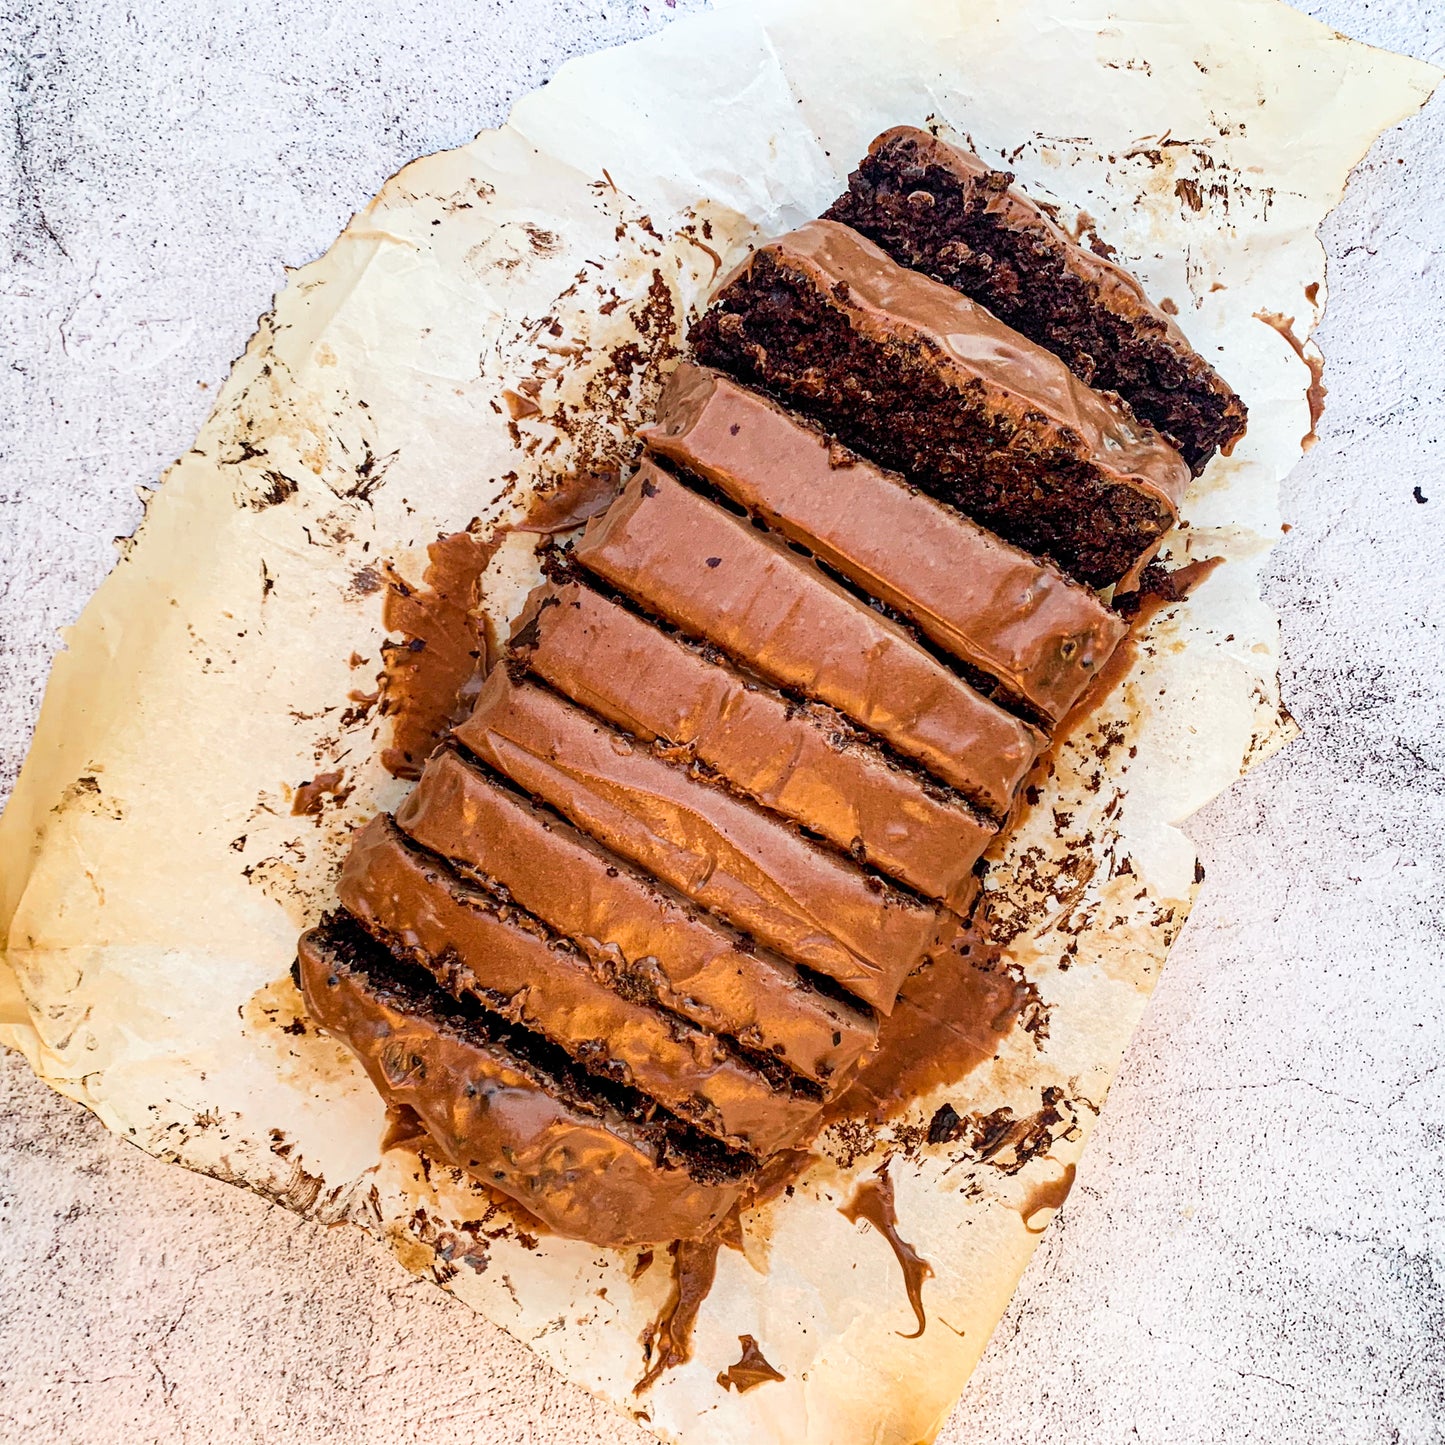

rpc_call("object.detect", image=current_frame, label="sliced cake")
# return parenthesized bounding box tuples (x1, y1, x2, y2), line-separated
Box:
(454, 668, 950, 1012)
(298, 917, 750, 1245)
(340, 815, 822, 1156)
(642, 363, 1126, 723)
(509, 577, 994, 910)
(826, 126, 1247, 475)
(688, 219, 1190, 588)
(396, 746, 877, 1085)
(573, 461, 1042, 814)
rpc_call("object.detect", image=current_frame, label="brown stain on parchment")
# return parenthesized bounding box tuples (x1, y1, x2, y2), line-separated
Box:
(1019, 1159, 1077, 1233)
(241, 974, 357, 1090)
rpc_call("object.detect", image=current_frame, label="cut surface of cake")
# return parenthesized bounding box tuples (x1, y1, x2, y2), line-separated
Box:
(689, 218, 1190, 588)
(826, 125, 1248, 475)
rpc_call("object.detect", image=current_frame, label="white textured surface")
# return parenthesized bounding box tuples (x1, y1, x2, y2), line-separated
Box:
(2, 2, 1442, 1441)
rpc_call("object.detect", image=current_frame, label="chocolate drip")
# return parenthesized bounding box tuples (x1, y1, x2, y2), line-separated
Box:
(635, 1232, 725, 1394)
(378, 529, 502, 780)
(1019, 1161, 1077, 1233)
(716, 1335, 786, 1393)
(840, 1161, 933, 1339)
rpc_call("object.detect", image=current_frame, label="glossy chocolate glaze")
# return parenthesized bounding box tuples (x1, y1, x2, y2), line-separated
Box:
(340, 815, 822, 1157)
(298, 920, 747, 1246)
(574, 462, 1042, 816)
(511, 577, 994, 910)
(396, 746, 876, 1086)
(643, 364, 1126, 724)
(454, 669, 950, 1012)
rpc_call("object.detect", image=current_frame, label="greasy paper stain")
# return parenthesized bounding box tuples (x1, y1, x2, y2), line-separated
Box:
(840, 1161, 933, 1338)
(1019, 1159, 1077, 1233)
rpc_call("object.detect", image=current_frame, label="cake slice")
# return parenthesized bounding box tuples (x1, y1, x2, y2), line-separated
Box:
(688, 219, 1190, 588)
(509, 578, 994, 909)
(642, 363, 1127, 723)
(454, 669, 950, 1011)
(573, 462, 1041, 815)
(396, 745, 877, 1085)
(340, 815, 822, 1156)
(826, 126, 1247, 475)
(298, 917, 750, 1245)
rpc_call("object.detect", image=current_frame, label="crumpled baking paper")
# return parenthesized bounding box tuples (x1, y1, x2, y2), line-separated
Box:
(0, 1, 1436, 1442)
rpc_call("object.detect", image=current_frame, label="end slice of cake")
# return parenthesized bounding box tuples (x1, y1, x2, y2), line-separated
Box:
(298, 917, 752, 1246)
(826, 126, 1247, 475)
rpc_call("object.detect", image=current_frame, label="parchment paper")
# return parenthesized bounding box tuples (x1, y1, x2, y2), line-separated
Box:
(0, 1, 1436, 1441)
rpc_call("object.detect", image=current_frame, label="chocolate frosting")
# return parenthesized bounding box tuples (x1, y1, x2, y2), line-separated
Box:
(396, 746, 876, 1085)
(643, 365, 1126, 724)
(298, 922, 747, 1246)
(574, 462, 1041, 816)
(454, 669, 950, 1012)
(340, 815, 821, 1157)
(511, 577, 993, 910)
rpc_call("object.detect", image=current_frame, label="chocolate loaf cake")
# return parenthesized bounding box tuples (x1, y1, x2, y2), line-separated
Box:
(574, 461, 1042, 814)
(688, 219, 1190, 588)
(301, 126, 1223, 1251)
(643, 363, 1126, 722)
(826, 126, 1247, 475)
(396, 746, 877, 1085)
(454, 669, 949, 1012)
(299, 918, 750, 1245)
(339, 815, 823, 1156)
(510, 578, 995, 910)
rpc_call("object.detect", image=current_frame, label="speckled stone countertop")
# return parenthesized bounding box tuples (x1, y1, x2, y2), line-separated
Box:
(2, 2, 1443, 1440)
